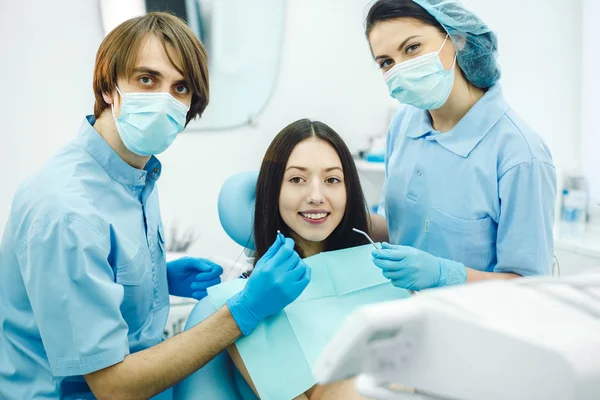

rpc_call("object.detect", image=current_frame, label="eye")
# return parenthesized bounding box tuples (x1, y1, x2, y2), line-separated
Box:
(378, 58, 394, 70)
(139, 76, 155, 86)
(405, 43, 421, 55)
(325, 177, 341, 184)
(290, 177, 305, 184)
(174, 84, 189, 95)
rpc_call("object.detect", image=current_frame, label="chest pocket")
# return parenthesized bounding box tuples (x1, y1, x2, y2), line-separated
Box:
(116, 245, 153, 330)
(428, 206, 494, 271)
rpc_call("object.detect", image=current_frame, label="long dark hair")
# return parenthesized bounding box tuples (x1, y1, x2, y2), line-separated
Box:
(365, 0, 446, 37)
(253, 119, 369, 262)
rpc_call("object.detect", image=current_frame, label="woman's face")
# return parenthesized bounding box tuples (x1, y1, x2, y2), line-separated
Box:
(279, 138, 347, 246)
(368, 18, 456, 74)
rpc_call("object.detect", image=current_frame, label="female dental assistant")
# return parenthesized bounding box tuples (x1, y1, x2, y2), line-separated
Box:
(368, 0, 557, 291)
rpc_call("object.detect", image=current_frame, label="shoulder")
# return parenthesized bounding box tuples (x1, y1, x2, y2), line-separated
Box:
(490, 108, 555, 175)
(388, 105, 419, 132)
(386, 105, 421, 146)
(10, 146, 110, 250)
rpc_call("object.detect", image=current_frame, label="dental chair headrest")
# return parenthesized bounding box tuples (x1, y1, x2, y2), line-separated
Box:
(218, 170, 259, 251)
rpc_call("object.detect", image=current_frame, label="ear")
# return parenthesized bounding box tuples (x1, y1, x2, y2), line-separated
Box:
(452, 35, 467, 52)
(102, 90, 114, 105)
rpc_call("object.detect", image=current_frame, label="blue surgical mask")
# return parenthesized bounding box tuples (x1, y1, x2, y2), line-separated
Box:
(112, 86, 189, 156)
(384, 35, 456, 110)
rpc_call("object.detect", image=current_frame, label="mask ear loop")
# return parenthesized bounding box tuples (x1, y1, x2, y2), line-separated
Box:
(437, 34, 450, 53)
(438, 34, 458, 71)
(111, 86, 124, 120)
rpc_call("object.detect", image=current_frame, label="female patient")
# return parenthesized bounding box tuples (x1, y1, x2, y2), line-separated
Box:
(253, 119, 370, 261)
(230, 118, 377, 400)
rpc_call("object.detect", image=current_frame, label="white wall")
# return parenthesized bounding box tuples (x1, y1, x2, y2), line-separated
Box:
(0, 0, 582, 260)
(581, 0, 600, 201)
(154, 0, 395, 259)
(468, 0, 582, 174)
(0, 0, 102, 228)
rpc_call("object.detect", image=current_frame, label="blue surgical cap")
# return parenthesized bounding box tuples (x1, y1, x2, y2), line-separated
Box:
(412, 0, 500, 88)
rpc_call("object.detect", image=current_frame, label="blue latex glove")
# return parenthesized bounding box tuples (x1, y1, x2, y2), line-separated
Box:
(372, 243, 466, 291)
(167, 257, 224, 300)
(227, 232, 311, 335)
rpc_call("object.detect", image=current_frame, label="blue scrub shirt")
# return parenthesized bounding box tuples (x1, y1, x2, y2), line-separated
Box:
(379, 84, 557, 276)
(0, 116, 170, 399)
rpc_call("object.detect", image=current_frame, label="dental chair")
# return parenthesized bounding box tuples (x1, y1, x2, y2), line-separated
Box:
(173, 171, 259, 400)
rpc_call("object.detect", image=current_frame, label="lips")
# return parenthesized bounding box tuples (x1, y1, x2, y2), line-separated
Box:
(298, 211, 330, 225)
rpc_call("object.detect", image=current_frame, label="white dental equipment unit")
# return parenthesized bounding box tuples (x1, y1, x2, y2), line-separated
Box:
(315, 269, 600, 400)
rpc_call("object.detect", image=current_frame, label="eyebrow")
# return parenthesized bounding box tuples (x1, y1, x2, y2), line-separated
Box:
(285, 166, 343, 173)
(132, 66, 187, 85)
(133, 66, 162, 77)
(374, 35, 422, 61)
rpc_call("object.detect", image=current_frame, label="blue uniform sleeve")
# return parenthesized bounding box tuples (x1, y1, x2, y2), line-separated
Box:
(15, 215, 129, 377)
(495, 159, 557, 276)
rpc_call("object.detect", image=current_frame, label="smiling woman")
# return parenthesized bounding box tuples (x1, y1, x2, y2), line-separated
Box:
(227, 118, 376, 399)
(253, 119, 371, 262)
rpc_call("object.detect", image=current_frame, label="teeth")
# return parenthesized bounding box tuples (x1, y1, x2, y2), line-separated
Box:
(301, 213, 327, 220)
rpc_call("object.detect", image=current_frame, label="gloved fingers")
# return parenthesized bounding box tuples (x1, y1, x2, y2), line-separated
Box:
(372, 257, 404, 271)
(168, 256, 192, 269)
(278, 251, 301, 272)
(263, 233, 286, 261)
(269, 237, 296, 266)
(382, 268, 412, 281)
(292, 263, 312, 290)
(191, 277, 221, 291)
(213, 264, 224, 275)
(302, 263, 311, 282)
(284, 260, 308, 282)
(372, 245, 411, 261)
(180, 257, 222, 273)
(391, 277, 419, 291)
(191, 290, 208, 300)
(197, 259, 223, 272)
(195, 265, 224, 281)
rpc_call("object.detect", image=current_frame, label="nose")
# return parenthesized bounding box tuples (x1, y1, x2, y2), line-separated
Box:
(306, 180, 324, 205)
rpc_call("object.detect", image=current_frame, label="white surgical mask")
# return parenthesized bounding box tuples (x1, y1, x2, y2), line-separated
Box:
(384, 35, 457, 110)
(112, 86, 189, 156)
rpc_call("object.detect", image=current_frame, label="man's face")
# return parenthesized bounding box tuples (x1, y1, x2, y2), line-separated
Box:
(104, 34, 193, 115)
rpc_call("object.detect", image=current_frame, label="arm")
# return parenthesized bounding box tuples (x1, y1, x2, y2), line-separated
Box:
(86, 306, 240, 400)
(228, 350, 311, 400)
(493, 159, 557, 277)
(17, 215, 241, 400)
(89, 235, 311, 399)
(309, 380, 368, 400)
(467, 158, 556, 282)
(227, 344, 261, 398)
(466, 268, 520, 282)
(228, 345, 361, 400)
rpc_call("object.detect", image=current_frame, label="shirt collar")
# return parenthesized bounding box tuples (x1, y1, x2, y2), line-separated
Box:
(405, 84, 510, 158)
(75, 116, 162, 186)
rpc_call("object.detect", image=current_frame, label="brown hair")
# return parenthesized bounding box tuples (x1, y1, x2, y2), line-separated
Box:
(93, 12, 209, 125)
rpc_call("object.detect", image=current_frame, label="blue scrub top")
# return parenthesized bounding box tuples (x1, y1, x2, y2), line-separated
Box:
(0, 116, 170, 399)
(379, 84, 557, 276)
